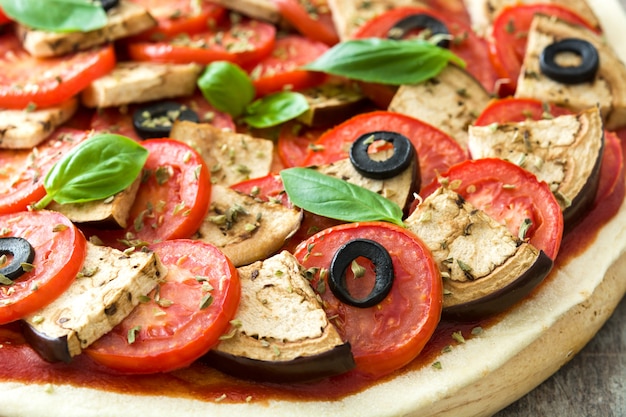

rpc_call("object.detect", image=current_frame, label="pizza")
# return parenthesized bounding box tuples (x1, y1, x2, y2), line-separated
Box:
(0, 0, 625, 416)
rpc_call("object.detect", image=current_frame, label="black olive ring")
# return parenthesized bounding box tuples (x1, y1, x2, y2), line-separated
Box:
(387, 13, 451, 48)
(100, 0, 120, 12)
(539, 38, 599, 85)
(0, 237, 35, 281)
(133, 101, 200, 140)
(329, 239, 394, 308)
(349, 131, 415, 180)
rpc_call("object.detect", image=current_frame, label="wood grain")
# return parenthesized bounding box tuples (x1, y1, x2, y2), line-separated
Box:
(494, 297, 626, 416)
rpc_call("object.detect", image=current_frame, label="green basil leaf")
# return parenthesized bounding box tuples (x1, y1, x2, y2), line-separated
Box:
(280, 167, 404, 227)
(197, 61, 255, 118)
(243, 92, 310, 128)
(0, 0, 108, 32)
(303, 38, 465, 85)
(34, 134, 149, 209)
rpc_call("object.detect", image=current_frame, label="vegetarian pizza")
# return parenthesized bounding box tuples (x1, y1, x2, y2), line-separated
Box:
(0, 0, 625, 416)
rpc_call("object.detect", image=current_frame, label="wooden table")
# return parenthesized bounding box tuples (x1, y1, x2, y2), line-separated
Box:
(495, 2, 626, 414)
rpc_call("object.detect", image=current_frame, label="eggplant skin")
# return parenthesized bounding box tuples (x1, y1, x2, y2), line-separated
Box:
(21, 322, 72, 363)
(203, 343, 355, 383)
(442, 250, 554, 321)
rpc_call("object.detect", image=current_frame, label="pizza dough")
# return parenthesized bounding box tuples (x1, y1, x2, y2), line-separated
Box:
(0, 0, 625, 416)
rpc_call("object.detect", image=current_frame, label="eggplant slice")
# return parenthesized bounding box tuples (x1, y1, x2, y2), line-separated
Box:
(206, 251, 355, 382)
(389, 65, 491, 149)
(405, 187, 553, 320)
(193, 185, 302, 267)
(468, 106, 604, 229)
(515, 14, 626, 130)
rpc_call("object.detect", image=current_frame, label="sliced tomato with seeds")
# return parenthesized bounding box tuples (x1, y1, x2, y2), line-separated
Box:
(249, 35, 328, 97)
(0, 210, 87, 325)
(128, 0, 227, 40)
(274, 0, 339, 46)
(86, 139, 211, 249)
(0, 129, 89, 215)
(420, 158, 564, 260)
(353, 6, 499, 93)
(293, 221, 442, 377)
(127, 19, 276, 67)
(301, 111, 468, 189)
(490, 4, 599, 97)
(85, 239, 240, 374)
(0, 33, 115, 109)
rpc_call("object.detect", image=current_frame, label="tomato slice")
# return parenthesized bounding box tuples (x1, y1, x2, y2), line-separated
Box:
(0, 211, 87, 324)
(250, 35, 328, 97)
(490, 4, 599, 97)
(474, 97, 573, 126)
(85, 239, 239, 374)
(0, 129, 89, 215)
(90, 93, 236, 141)
(128, 0, 227, 40)
(353, 7, 499, 93)
(0, 7, 11, 25)
(597, 131, 624, 205)
(293, 221, 442, 377)
(86, 139, 211, 248)
(273, 0, 339, 46)
(0, 34, 115, 109)
(420, 158, 564, 259)
(277, 122, 326, 168)
(127, 19, 276, 67)
(301, 111, 468, 189)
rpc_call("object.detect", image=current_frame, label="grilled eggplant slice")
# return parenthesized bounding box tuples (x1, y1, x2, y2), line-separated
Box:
(515, 14, 626, 130)
(405, 187, 553, 319)
(468, 106, 604, 228)
(206, 251, 355, 382)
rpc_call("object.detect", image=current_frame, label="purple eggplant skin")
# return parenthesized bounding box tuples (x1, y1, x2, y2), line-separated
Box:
(442, 250, 554, 321)
(203, 343, 355, 383)
(562, 132, 604, 234)
(21, 321, 72, 363)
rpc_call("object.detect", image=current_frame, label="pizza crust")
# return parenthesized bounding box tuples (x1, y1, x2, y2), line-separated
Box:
(0, 0, 624, 416)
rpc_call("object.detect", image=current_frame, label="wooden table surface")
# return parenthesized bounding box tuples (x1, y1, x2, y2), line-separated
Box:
(495, 2, 626, 415)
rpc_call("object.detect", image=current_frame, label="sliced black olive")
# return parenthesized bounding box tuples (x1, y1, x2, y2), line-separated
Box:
(133, 101, 199, 140)
(387, 13, 450, 48)
(97, 0, 119, 12)
(329, 238, 394, 308)
(0, 237, 35, 282)
(539, 38, 599, 84)
(349, 131, 415, 180)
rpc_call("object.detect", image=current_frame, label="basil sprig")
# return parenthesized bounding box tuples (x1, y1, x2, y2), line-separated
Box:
(280, 167, 404, 227)
(304, 38, 465, 85)
(33, 134, 149, 210)
(0, 0, 108, 32)
(197, 61, 309, 129)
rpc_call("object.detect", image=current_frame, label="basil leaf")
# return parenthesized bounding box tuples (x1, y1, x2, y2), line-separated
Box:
(303, 38, 465, 85)
(243, 92, 309, 128)
(0, 0, 108, 32)
(34, 134, 149, 209)
(280, 167, 404, 227)
(197, 61, 255, 118)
